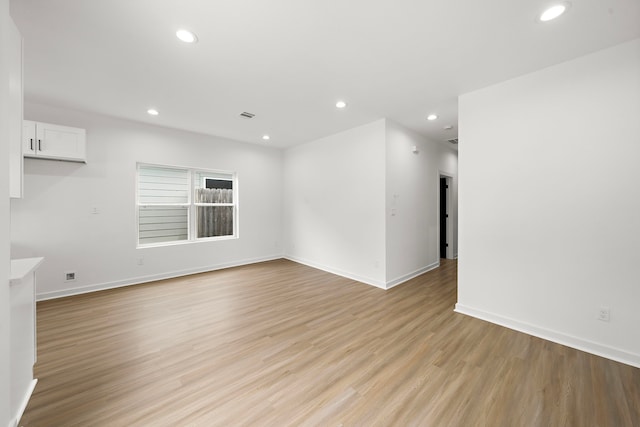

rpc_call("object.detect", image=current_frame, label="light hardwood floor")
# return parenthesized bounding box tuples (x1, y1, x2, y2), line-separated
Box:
(21, 259, 639, 426)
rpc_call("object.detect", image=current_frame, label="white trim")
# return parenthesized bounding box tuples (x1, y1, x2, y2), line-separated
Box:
(11, 378, 37, 427)
(284, 255, 386, 289)
(38, 255, 442, 301)
(137, 234, 238, 249)
(285, 256, 442, 290)
(386, 261, 440, 289)
(36, 255, 282, 301)
(454, 303, 640, 369)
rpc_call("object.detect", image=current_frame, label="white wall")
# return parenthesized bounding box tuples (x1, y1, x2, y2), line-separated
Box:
(385, 120, 458, 286)
(1, 0, 13, 423)
(457, 39, 640, 367)
(284, 118, 458, 289)
(14, 109, 458, 301)
(11, 103, 283, 299)
(283, 120, 387, 287)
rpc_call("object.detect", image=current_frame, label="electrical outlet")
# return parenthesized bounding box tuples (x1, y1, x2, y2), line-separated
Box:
(65, 271, 76, 282)
(598, 306, 610, 322)
(137, 257, 144, 266)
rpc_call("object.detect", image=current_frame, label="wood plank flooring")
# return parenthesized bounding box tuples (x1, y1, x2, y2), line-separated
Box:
(21, 259, 640, 426)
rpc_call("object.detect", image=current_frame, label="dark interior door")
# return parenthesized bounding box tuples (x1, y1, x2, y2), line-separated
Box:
(440, 178, 447, 258)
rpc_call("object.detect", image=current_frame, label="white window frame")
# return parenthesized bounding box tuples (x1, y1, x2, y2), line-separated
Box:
(136, 163, 238, 248)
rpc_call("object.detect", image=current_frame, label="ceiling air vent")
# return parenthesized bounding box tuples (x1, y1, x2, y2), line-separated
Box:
(448, 138, 459, 145)
(240, 112, 255, 119)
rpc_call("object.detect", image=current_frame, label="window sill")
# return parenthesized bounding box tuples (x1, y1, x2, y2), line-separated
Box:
(137, 235, 238, 249)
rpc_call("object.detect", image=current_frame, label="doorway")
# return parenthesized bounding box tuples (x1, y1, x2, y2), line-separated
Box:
(438, 174, 454, 259)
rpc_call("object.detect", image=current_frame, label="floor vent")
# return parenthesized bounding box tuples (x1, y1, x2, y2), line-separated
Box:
(240, 112, 255, 119)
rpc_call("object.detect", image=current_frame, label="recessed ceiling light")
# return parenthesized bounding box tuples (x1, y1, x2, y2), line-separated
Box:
(427, 114, 438, 121)
(147, 109, 159, 116)
(176, 29, 198, 43)
(335, 100, 347, 109)
(539, 3, 569, 22)
(262, 135, 270, 141)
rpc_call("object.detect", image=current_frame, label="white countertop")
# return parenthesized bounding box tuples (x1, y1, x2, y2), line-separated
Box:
(10, 257, 44, 286)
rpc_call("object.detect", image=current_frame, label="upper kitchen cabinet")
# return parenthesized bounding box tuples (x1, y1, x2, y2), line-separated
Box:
(23, 120, 86, 163)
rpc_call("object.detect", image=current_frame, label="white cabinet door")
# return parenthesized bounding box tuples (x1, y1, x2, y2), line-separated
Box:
(24, 121, 86, 162)
(36, 122, 86, 161)
(23, 120, 36, 156)
(9, 18, 23, 198)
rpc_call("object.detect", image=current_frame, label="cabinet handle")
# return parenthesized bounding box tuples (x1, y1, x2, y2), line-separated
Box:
(30, 138, 33, 151)
(38, 140, 42, 151)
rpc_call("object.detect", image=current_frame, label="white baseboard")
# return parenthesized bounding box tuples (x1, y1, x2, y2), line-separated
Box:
(284, 255, 386, 289)
(285, 256, 442, 290)
(36, 255, 283, 301)
(454, 303, 640, 369)
(11, 378, 37, 427)
(385, 261, 440, 289)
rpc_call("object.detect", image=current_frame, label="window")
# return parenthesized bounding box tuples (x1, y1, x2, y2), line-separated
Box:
(195, 172, 234, 238)
(137, 164, 237, 246)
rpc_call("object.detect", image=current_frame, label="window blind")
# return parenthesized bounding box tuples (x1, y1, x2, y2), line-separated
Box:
(138, 165, 189, 204)
(138, 165, 189, 245)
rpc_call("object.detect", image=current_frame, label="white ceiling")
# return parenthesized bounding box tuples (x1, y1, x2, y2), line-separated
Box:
(10, 0, 640, 148)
